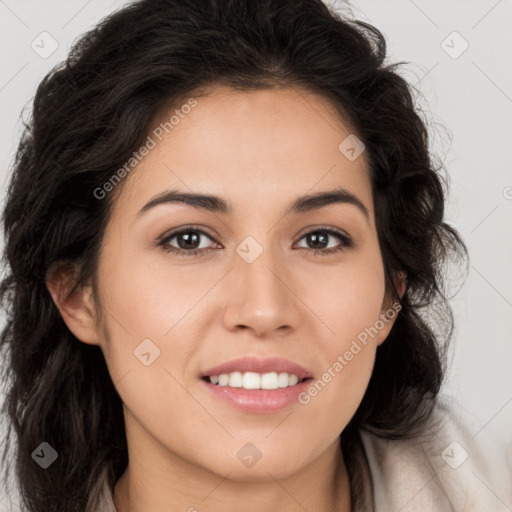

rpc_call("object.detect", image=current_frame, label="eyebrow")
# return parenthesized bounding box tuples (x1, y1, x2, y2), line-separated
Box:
(137, 187, 370, 223)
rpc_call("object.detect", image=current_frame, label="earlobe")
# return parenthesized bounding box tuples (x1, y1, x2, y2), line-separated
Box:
(385, 270, 407, 308)
(395, 271, 407, 300)
(46, 263, 102, 346)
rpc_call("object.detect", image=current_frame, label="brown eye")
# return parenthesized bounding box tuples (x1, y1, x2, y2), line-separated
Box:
(295, 228, 353, 256)
(158, 227, 219, 257)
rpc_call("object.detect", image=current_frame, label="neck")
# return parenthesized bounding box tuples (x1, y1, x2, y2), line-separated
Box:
(113, 437, 352, 512)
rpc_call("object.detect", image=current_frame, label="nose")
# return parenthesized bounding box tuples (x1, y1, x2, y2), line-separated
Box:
(222, 241, 302, 338)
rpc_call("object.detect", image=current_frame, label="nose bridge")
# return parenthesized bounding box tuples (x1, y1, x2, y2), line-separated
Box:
(223, 232, 299, 335)
(236, 233, 287, 303)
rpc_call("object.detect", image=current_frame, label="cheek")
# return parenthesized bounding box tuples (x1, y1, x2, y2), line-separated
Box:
(96, 247, 205, 392)
(99, 247, 212, 340)
(300, 253, 386, 342)
(296, 256, 385, 418)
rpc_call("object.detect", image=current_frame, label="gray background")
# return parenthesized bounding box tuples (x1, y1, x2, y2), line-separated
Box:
(1, 0, 511, 508)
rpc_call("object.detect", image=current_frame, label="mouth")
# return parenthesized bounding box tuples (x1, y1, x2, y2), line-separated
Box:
(199, 373, 315, 413)
(198, 356, 315, 412)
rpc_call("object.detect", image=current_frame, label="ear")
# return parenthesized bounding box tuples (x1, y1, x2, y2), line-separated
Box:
(376, 271, 407, 346)
(46, 262, 102, 346)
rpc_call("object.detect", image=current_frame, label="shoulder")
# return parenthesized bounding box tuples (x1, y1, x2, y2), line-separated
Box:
(358, 393, 512, 511)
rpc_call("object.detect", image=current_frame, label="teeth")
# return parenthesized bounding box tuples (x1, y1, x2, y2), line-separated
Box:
(208, 371, 302, 389)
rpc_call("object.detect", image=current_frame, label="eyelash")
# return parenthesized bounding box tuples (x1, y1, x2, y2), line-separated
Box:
(157, 225, 353, 257)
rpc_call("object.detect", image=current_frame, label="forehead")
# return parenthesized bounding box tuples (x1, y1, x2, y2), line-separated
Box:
(111, 86, 373, 223)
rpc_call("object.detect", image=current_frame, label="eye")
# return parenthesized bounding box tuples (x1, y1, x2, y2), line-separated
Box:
(157, 225, 353, 257)
(294, 227, 353, 256)
(158, 226, 219, 257)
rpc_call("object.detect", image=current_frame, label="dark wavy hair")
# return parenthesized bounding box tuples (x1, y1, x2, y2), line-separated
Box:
(0, 0, 469, 510)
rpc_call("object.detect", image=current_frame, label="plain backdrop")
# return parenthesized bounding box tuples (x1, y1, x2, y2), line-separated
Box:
(1, 0, 511, 508)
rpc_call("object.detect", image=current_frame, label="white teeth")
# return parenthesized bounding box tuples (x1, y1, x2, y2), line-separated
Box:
(277, 372, 289, 387)
(261, 372, 278, 389)
(207, 371, 302, 389)
(243, 371, 261, 389)
(288, 374, 299, 386)
(229, 371, 243, 387)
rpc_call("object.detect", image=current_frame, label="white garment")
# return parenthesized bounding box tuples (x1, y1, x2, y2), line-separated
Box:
(359, 395, 512, 511)
(95, 395, 512, 511)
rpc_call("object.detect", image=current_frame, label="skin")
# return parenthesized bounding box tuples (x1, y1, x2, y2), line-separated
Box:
(47, 85, 405, 512)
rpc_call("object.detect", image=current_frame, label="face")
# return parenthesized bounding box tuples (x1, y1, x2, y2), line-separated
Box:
(51, 85, 402, 482)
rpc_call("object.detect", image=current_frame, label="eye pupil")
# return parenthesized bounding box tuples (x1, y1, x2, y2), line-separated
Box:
(178, 232, 200, 249)
(308, 232, 328, 249)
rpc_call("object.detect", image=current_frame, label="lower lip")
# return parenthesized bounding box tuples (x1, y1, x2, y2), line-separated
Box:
(199, 377, 314, 413)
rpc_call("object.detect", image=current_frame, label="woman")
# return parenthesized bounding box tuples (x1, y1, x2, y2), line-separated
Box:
(1, 0, 510, 511)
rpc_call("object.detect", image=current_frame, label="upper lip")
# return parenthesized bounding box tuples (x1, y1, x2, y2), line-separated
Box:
(200, 357, 314, 380)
